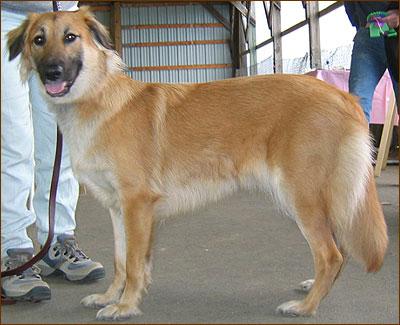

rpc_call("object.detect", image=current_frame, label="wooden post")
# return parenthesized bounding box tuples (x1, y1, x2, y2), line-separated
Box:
(271, 1, 282, 73)
(247, 2, 257, 75)
(231, 6, 248, 77)
(375, 91, 397, 176)
(231, 7, 241, 76)
(111, 1, 122, 56)
(305, 1, 322, 70)
(238, 10, 248, 76)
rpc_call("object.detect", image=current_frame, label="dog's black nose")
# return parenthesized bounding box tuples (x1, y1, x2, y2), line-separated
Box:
(44, 65, 64, 81)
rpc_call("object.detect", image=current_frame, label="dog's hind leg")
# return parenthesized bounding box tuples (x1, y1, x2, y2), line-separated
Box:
(277, 205, 344, 316)
(81, 206, 126, 308)
(296, 244, 348, 294)
(96, 192, 155, 320)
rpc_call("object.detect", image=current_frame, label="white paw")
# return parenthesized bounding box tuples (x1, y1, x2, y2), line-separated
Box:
(276, 300, 314, 317)
(96, 303, 142, 321)
(81, 293, 118, 309)
(297, 279, 315, 293)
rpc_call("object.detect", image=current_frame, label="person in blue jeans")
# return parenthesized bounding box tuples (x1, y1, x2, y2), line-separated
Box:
(345, 1, 399, 122)
(1, 2, 104, 302)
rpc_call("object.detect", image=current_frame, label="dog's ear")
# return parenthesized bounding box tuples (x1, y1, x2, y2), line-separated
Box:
(7, 17, 31, 61)
(7, 13, 39, 61)
(7, 13, 37, 81)
(81, 6, 114, 50)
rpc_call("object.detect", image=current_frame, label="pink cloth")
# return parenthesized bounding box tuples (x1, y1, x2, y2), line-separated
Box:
(306, 69, 398, 125)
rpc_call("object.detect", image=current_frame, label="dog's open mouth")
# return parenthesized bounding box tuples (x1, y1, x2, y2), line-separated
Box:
(41, 58, 82, 98)
(45, 80, 74, 97)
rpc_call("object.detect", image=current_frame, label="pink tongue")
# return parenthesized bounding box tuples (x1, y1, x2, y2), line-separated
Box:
(45, 82, 67, 94)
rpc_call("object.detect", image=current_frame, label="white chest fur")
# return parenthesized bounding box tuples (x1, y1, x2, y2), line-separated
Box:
(54, 104, 119, 208)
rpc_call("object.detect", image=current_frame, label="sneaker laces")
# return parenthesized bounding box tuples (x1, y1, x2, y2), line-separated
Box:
(4, 257, 41, 279)
(54, 238, 89, 263)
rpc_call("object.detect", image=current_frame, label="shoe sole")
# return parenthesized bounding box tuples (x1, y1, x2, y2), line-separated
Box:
(68, 267, 106, 283)
(49, 267, 105, 283)
(4, 286, 51, 302)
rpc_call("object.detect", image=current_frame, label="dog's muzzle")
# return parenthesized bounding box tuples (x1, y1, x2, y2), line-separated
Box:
(39, 59, 82, 97)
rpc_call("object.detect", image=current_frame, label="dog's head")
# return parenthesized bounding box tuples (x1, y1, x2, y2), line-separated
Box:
(7, 6, 122, 104)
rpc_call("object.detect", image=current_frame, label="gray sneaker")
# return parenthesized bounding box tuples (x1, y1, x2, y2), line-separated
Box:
(36, 234, 105, 282)
(1, 248, 51, 301)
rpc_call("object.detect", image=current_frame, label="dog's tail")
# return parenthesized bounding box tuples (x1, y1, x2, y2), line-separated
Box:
(328, 127, 388, 273)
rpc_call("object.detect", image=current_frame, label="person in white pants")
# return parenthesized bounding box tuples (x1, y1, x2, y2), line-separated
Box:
(1, 2, 104, 302)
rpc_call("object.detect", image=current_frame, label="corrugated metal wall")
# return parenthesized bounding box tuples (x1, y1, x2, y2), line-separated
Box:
(93, 3, 233, 83)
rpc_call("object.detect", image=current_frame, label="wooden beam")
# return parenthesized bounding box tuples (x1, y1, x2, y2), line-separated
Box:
(318, 1, 343, 17)
(230, 1, 256, 26)
(242, 1, 343, 56)
(129, 63, 232, 71)
(86, 5, 111, 12)
(79, 2, 112, 10)
(243, 17, 308, 55)
(263, 1, 272, 31)
(202, 3, 231, 31)
(305, 1, 322, 69)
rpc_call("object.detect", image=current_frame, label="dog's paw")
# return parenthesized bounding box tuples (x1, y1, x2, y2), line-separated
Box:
(81, 293, 118, 309)
(276, 300, 314, 317)
(96, 303, 142, 321)
(296, 279, 315, 293)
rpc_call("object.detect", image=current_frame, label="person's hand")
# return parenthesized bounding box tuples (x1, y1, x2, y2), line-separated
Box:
(382, 10, 399, 29)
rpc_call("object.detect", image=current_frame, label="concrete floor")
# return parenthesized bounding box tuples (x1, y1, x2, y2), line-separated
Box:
(2, 166, 398, 324)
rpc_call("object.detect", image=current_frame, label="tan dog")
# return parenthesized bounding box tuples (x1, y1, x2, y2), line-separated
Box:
(8, 7, 388, 320)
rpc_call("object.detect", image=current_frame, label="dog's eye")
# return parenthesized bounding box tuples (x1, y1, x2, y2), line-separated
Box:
(33, 35, 45, 46)
(64, 33, 77, 44)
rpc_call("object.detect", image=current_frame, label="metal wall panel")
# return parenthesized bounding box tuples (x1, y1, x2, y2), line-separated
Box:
(118, 3, 232, 83)
(127, 67, 232, 83)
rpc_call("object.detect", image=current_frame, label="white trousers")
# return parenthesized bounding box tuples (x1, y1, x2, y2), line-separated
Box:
(1, 10, 79, 257)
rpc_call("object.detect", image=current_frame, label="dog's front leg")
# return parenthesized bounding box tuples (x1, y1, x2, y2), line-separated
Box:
(96, 192, 155, 321)
(81, 206, 126, 308)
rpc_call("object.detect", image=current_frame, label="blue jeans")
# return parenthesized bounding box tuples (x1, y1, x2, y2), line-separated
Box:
(1, 10, 79, 257)
(349, 28, 399, 122)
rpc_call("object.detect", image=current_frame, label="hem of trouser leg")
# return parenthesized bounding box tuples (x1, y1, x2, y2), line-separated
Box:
(36, 230, 75, 246)
(1, 244, 34, 259)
